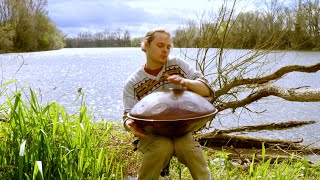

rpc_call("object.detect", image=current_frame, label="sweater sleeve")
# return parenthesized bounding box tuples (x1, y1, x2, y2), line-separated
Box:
(122, 80, 138, 121)
(173, 57, 202, 79)
(174, 57, 215, 100)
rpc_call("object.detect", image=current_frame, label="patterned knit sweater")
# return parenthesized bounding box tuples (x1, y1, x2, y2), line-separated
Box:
(122, 56, 212, 117)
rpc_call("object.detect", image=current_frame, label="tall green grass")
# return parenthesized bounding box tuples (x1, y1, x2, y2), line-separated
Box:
(0, 88, 133, 179)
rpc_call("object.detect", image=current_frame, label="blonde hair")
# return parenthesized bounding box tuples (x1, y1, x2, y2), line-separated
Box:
(141, 29, 171, 52)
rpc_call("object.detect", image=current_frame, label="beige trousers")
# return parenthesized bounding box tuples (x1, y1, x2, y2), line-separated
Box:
(137, 133, 211, 180)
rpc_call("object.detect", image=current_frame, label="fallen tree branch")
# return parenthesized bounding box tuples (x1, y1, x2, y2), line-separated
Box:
(198, 133, 320, 154)
(213, 62, 320, 101)
(202, 120, 316, 135)
(217, 86, 320, 111)
(197, 120, 320, 157)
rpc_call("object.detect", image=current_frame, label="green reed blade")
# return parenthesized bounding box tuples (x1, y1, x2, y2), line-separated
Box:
(249, 153, 255, 176)
(262, 143, 266, 163)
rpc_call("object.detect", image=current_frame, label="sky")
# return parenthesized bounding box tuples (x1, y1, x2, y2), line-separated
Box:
(47, 0, 257, 38)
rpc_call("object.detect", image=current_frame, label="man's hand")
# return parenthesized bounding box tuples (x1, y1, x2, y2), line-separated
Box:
(164, 73, 190, 87)
(125, 119, 150, 139)
(164, 73, 211, 97)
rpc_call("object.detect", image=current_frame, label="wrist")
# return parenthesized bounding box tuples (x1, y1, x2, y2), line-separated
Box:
(182, 79, 191, 88)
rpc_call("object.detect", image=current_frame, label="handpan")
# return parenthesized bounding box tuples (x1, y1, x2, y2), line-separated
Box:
(127, 88, 216, 137)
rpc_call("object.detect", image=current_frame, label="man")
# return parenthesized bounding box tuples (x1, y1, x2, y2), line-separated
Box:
(123, 29, 213, 180)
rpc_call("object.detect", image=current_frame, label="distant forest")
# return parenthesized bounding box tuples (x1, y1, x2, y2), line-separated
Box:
(64, 29, 134, 48)
(1, 0, 319, 53)
(0, 0, 65, 53)
(174, 0, 320, 51)
(65, 0, 320, 51)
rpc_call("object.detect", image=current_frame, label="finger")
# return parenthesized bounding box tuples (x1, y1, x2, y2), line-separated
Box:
(164, 74, 179, 81)
(132, 127, 151, 138)
(128, 121, 151, 138)
(127, 119, 135, 127)
(133, 130, 151, 139)
(164, 73, 170, 79)
(167, 76, 182, 84)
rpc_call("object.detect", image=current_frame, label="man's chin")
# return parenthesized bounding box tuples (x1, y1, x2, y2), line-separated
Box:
(160, 57, 168, 62)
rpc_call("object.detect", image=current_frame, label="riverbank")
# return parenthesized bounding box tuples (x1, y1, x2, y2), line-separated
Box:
(1, 89, 320, 179)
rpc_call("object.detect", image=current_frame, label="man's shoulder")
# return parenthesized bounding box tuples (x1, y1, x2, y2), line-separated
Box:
(168, 56, 184, 64)
(167, 56, 190, 68)
(124, 67, 145, 85)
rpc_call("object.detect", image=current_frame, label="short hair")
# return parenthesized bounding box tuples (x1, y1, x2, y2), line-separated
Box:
(141, 29, 171, 52)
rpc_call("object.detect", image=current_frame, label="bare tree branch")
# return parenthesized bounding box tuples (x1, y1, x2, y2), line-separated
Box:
(218, 86, 320, 111)
(213, 62, 320, 101)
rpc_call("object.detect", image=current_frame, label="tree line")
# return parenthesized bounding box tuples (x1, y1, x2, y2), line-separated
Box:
(173, 0, 320, 51)
(64, 29, 134, 48)
(65, 0, 319, 51)
(0, 0, 64, 53)
(0, 0, 319, 52)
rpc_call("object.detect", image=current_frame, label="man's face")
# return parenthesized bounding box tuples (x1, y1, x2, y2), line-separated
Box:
(146, 32, 172, 65)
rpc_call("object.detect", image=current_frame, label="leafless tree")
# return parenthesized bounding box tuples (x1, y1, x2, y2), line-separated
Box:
(176, 0, 320, 128)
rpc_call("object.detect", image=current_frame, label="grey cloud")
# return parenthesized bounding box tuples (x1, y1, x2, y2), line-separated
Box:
(50, 2, 180, 25)
(48, 0, 186, 37)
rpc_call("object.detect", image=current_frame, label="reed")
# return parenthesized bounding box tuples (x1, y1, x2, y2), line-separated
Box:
(0, 87, 133, 179)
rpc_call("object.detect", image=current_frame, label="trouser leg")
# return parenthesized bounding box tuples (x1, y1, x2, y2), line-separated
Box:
(137, 136, 174, 180)
(173, 133, 211, 180)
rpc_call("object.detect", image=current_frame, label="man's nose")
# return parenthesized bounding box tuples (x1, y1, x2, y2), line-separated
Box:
(163, 48, 168, 53)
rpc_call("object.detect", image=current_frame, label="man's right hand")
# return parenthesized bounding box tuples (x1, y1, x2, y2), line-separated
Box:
(125, 119, 150, 139)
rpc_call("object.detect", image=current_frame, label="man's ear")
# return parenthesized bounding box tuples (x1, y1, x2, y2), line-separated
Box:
(145, 42, 150, 50)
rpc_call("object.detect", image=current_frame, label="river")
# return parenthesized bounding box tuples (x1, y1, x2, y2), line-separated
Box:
(0, 48, 319, 147)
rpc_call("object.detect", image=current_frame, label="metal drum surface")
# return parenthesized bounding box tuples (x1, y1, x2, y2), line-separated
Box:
(127, 88, 216, 137)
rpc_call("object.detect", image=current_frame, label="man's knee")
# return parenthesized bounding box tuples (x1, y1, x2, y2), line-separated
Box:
(155, 137, 174, 157)
(138, 136, 174, 157)
(174, 134, 199, 153)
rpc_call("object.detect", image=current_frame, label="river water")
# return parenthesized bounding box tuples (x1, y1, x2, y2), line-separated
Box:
(0, 48, 319, 147)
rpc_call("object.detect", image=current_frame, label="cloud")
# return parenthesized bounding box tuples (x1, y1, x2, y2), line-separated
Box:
(47, 0, 255, 38)
(48, 0, 188, 37)
(49, 2, 139, 26)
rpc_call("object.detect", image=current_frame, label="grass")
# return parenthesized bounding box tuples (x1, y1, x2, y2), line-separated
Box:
(1, 86, 320, 179)
(0, 87, 136, 179)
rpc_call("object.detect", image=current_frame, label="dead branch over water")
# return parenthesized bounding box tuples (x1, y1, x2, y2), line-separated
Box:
(214, 62, 320, 100)
(203, 120, 316, 134)
(214, 62, 320, 112)
(197, 120, 320, 163)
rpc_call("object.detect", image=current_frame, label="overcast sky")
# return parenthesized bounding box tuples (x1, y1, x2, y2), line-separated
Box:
(47, 0, 257, 38)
